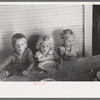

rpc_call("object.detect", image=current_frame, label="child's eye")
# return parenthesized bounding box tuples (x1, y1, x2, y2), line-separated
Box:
(41, 45, 43, 47)
(64, 37, 67, 39)
(21, 44, 24, 46)
(41, 45, 44, 48)
(46, 45, 48, 47)
(16, 45, 19, 47)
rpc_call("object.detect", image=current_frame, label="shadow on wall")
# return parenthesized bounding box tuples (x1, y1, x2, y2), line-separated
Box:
(0, 29, 64, 59)
(28, 31, 45, 57)
(0, 32, 14, 59)
(52, 29, 63, 53)
(28, 34, 40, 56)
(28, 29, 64, 57)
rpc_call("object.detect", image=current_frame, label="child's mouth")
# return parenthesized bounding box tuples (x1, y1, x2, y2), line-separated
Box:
(43, 50, 46, 52)
(19, 50, 22, 52)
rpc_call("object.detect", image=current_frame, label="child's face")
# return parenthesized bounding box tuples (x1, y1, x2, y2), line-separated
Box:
(14, 38, 27, 55)
(40, 43, 51, 55)
(63, 35, 74, 47)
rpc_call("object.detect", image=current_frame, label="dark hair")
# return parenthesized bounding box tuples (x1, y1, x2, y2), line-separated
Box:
(12, 33, 27, 46)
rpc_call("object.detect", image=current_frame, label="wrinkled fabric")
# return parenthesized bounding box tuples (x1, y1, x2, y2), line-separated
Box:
(0, 48, 35, 73)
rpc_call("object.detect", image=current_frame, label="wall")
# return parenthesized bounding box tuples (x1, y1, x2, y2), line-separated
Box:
(84, 5, 92, 56)
(0, 5, 84, 58)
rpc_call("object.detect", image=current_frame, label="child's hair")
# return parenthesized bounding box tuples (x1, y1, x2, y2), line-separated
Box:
(36, 35, 54, 50)
(11, 33, 27, 46)
(61, 29, 76, 39)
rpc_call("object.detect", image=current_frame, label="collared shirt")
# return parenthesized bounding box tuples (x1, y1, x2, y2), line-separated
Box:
(35, 49, 59, 62)
(1, 48, 35, 69)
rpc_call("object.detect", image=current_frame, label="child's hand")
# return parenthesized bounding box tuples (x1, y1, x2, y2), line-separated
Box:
(58, 47, 65, 55)
(22, 70, 29, 76)
(39, 57, 46, 62)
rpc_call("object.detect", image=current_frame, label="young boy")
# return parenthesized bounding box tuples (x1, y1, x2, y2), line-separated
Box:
(58, 29, 79, 60)
(0, 33, 35, 79)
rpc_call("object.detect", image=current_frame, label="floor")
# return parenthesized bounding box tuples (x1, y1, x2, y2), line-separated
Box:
(1, 55, 100, 81)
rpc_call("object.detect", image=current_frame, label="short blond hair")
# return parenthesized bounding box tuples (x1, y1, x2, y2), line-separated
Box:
(36, 35, 54, 50)
(61, 29, 76, 39)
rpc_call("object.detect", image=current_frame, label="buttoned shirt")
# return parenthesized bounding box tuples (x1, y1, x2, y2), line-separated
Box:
(35, 49, 59, 62)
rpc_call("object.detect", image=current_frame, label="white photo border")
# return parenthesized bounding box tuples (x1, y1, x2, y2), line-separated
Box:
(0, 2, 100, 98)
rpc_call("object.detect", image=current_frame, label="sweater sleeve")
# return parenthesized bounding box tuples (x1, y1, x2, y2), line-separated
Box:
(0, 55, 14, 70)
(27, 49, 35, 63)
(58, 46, 65, 56)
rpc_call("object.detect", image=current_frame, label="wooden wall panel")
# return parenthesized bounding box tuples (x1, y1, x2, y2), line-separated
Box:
(0, 5, 84, 58)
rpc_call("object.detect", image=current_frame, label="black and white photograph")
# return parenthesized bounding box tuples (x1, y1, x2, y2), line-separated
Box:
(0, 3, 99, 82)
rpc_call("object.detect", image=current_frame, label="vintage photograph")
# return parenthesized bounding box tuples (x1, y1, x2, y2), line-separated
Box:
(0, 4, 99, 81)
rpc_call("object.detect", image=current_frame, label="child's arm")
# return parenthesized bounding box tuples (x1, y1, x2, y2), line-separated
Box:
(70, 47, 79, 58)
(54, 50, 63, 68)
(67, 48, 79, 61)
(26, 62, 35, 72)
(22, 62, 35, 76)
(58, 46, 65, 56)
(22, 50, 35, 76)
(0, 56, 13, 71)
(38, 55, 55, 62)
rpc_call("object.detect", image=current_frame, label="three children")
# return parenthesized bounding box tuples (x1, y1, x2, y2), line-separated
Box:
(0, 28, 79, 80)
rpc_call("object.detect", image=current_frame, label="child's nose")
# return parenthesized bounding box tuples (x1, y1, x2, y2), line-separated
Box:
(70, 40, 72, 43)
(18, 45, 22, 49)
(70, 42, 72, 45)
(44, 45, 46, 48)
